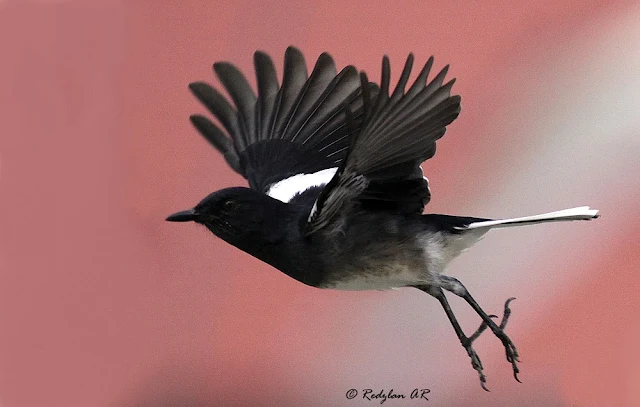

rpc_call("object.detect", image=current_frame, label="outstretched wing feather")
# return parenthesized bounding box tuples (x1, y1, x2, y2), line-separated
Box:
(306, 55, 461, 235)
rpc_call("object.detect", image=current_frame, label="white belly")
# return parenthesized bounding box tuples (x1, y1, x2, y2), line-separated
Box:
(322, 229, 487, 291)
(325, 264, 427, 291)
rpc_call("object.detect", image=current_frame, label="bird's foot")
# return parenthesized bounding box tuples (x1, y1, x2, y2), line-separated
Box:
(460, 314, 499, 391)
(487, 298, 520, 382)
(460, 332, 488, 391)
(459, 297, 518, 390)
(418, 282, 521, 390)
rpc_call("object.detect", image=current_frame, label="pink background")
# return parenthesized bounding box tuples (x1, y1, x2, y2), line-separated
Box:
(1, 1, 639, 406)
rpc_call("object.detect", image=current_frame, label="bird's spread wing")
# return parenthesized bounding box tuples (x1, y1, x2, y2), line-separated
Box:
(189, 46, 377, 194)
(306, 54, 461, 235)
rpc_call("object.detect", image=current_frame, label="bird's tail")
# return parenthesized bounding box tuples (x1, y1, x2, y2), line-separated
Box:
(457, 206, 600, 230)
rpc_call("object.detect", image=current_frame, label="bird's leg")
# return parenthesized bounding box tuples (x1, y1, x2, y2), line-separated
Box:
(415, 285, 491, 391)
(468, 298, 514, 342)
(437, 275, 520, 382)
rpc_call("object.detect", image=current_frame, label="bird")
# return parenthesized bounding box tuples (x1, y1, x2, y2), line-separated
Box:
(166, 46, 599, 390)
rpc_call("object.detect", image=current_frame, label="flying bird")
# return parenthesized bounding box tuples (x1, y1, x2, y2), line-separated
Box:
(166, 47, 599, 390)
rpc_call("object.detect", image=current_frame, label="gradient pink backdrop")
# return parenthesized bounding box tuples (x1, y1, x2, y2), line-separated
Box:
(1, 1, 639, 406)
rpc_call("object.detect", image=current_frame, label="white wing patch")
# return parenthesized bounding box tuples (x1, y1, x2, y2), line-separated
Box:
(266, 167, 338, 203)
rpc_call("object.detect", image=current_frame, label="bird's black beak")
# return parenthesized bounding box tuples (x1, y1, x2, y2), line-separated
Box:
(166, 209, 198, 222)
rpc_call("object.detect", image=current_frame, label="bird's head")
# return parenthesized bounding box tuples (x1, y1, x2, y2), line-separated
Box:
(166, 187, 294, 249)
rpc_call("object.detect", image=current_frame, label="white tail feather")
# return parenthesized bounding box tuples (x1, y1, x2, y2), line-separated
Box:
(460, 206, 600, 230)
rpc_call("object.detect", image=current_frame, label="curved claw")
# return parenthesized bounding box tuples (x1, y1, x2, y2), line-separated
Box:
(505, 345, 520, 364)
(500, 298, 516, 329)
(514, 368, 522, 383)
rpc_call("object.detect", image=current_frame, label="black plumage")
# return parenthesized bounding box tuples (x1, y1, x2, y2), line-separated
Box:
(167, 47, 599, 390)
(189, 47, 375, 192)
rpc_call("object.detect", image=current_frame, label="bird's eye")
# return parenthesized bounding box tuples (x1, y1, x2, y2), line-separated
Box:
(222, 200, 237, 211)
